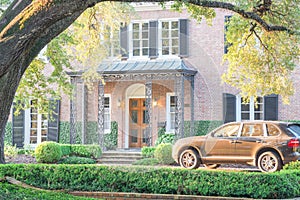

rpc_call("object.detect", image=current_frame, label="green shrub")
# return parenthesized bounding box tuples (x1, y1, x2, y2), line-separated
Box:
(18, 149, 35, 156)
(141, 147, 156, 158)
(154, 143, 174, 165)
(1, 164, 300, 199)
(283, 161, 300, 170)
(4, 143, 18, 158)
(155, 133, 175, 146)
(104, 121, 118, 150)
(0, 182, 95, 200)
(57, 156, 96, 164)
(35, 141, 62, 163)
(59, 144, 102, 158)
(132, 158, 159, 166)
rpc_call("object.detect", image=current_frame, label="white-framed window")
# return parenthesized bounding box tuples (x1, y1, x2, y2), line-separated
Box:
(166, 93, 176, 133)
(132, 22, 149, 57)
(104, 94, 111, 133)
(25, 100, 48, 146)
(160, 20, 179, 56)
(103, 27, 120, 58)
(237, 96, 264, 121)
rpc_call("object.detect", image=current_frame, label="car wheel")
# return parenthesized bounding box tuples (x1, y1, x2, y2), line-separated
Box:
(257, 151, 282, 172)
(179, 149, 201, 169)
(203, 164, 220, 169)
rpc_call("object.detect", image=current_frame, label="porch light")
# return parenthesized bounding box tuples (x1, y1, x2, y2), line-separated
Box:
(153, 98, 158, 107)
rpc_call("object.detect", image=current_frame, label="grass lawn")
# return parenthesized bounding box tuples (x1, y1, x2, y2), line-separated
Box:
(0, 182, 97, 200)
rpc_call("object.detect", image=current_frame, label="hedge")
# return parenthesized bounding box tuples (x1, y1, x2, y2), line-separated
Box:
(0, 164, 299, 199)
(59, 144, 102, 159)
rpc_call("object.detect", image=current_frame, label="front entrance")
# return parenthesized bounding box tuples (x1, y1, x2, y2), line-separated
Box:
(129, 98, 148, 148)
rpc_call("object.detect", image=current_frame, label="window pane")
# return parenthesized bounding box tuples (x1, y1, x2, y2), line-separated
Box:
(162, 22, 169, 29)
(241, 113, 250, 120)
(172, 39, 178, 46)
(133, 49, 140, 56)
(162, 39, 169, 47)
(267, 124, 280, 136)
(142, 40, 148, 47)
(131, 130, 138, 143)
(241, 103, 250, 111)
(172, 47, 178, 55)
(133, 23, 139, 30)
(142, 32, 148, 39)
(131, 110, 138, 123)
(142, 23, 148, 30)
(162, 30, 169, 38)
(162, 48, 169, 55)
(133, 32, 139, 39)
(171, 30, 178, 37)
(143, 110, 149, 124)
(142, 48, 149, 56)
(142, 129, 147, 143)
(254, 113, 263, 120)
(172, 21, 178, 29)
(254, 104, 263, 111)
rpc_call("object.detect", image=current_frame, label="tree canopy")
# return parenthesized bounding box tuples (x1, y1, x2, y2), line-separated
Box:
(0, 0, 300, 163)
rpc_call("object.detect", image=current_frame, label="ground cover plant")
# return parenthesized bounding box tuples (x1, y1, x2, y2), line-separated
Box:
(0, 164, 299, 199)
(0, 181, 96, 200)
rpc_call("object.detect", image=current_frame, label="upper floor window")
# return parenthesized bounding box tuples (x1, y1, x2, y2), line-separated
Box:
(161, 21, 179, 56)
(132, 22, 149, 57)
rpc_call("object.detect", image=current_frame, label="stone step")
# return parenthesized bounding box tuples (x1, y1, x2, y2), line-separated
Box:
(98, 150, 142, 165)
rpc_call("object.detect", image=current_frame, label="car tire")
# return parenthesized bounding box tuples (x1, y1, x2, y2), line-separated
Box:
(179, 149, 201, 169)
(257, 151, 282, 172)
(203, 164, 220, 169)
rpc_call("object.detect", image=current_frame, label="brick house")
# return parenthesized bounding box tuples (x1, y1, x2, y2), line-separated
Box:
(10, 3, 300, 149)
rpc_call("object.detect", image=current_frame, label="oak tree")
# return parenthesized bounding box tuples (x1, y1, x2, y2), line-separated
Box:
(0, 0, 299, 163)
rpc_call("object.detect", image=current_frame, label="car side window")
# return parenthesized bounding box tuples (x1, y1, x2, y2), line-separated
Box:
(266, 124, 280, 136)
(241, 124, 263, 137)
(213, 124, 239, 137)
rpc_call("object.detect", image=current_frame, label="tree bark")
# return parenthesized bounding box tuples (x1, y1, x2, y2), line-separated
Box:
(0, 0, 296, 163)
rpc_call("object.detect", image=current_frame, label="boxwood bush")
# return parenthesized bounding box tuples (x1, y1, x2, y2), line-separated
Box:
(141, 147, 156, 158)
(0, 164, 300, 199)
(59, 144, 102, 159)
(35, 142, 62, 163)
(154, 143, 174, 165)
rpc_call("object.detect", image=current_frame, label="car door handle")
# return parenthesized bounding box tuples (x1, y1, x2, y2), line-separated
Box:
(230, 140, 241, 144)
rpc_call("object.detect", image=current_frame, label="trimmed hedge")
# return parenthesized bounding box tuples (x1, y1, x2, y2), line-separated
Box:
(59, 144, 102, 159)
(35, 142, 62, 163)
(57, 156, 96, 164)
(141, 147, 156, 158)
(0, 182, 94, 200)
(1, 164, 299, 199)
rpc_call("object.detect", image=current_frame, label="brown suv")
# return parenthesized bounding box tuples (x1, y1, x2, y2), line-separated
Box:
(172, 121, 300, 172)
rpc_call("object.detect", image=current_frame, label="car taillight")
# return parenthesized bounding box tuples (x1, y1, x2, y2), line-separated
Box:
(288, 138, 300, 148)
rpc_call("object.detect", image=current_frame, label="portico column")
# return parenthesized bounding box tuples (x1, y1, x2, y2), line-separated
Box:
(97, 81, 105, 149)
(190, 76, 195, 136)
(145, 80, 152, 146)
(70, 77, 77, 144)
(175, 75, 185, 139)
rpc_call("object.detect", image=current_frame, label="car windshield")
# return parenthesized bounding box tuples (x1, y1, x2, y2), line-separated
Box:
(287, 124, 300, 137)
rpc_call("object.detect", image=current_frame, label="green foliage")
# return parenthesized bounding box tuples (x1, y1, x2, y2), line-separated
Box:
(157, 127, 166, 138)
(4, 122, 12, 145)
(154, 143, 174, 165)
(58, 122, 70, 144)
(35, 141, 62, 163)
(132, 158, 159, 166)
(184, 120, 223, 136)
(0, 182, 95, 200)
(57, 156, 96, 164)
(1, 164, 300, 199)
(283, 161, 300, 170)
(104, 121, 118, 150)
(59, 144, 102, 159)
(141, 147, 156, 158)
(17, 149, 35, 156)
(4, 143, 18, 158)
(155, 134, 175, 146)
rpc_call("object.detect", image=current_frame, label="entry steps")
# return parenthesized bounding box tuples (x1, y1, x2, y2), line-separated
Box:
(98, 150, 142, 165)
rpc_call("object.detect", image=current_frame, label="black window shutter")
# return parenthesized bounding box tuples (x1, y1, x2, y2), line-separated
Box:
(264, 94, 278, 120)
(179, 19, 189, 57)
(12, 104, 24, 148)
(149, 21, 158, 58)
(47, 100, 60, 142)
(223, 93, 236, 123)
(120, 24, 128, 59)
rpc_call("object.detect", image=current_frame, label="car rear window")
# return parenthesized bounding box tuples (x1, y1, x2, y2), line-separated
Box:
(287, 124, 300, 137)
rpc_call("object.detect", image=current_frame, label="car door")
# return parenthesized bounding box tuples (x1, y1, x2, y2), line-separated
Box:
(203, 123, 241, 162)
(235, 123, 265, 161)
